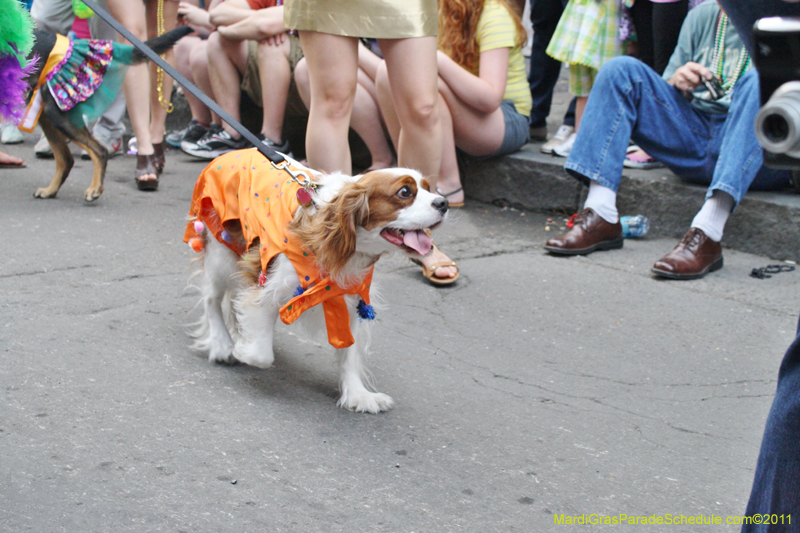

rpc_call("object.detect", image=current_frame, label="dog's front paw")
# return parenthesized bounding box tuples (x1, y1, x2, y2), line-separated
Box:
(84, 186, 103, 202)
(337, 391, 395, 414)
(233, 341, 274, 368)
(34, 187, 58, 199)
(208, 340, 236, 365)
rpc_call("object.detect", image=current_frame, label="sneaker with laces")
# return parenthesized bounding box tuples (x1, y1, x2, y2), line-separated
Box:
(1, 124, 23, 144)
(257, 134, 293, 159)
(183, 127, 251, 159)
(181, 123, 222, 155)
(552, 132, 577, 158)
(540, 124, 574, 154)
(166, 118, 209, 148)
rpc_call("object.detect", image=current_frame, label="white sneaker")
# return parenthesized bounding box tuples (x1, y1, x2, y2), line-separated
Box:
(1, 124, 23, 144)
(552, 132, 577, 158)
(34, 132, 53, 158)
(540, 124, 574, 154)
(81, 131, 123, 160)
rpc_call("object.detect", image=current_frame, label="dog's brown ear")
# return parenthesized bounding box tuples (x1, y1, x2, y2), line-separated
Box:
(323, 182, 370, 265)
(291, 182, 370, 276)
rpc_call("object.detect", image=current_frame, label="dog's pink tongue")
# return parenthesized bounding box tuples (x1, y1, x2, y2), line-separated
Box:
(403, 230, 432, 255)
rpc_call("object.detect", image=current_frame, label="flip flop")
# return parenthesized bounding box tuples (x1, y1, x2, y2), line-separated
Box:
(436, 186, 464, 208)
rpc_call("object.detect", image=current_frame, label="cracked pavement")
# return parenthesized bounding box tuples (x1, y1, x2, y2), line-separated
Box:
(1, 138, 798, 531)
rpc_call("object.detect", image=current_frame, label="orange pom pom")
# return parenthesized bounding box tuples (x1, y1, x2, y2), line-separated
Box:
(189, 238, 204, 253)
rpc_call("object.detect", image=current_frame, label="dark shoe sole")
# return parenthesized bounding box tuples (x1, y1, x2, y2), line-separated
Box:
(544, 236, 624, 256)
(651, 255, 723, 280)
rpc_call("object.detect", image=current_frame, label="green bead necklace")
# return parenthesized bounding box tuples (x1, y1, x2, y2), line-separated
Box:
(709, 12, 751, 92)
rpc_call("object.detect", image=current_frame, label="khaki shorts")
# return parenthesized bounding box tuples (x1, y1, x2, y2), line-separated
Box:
(241, 33, 307, 117)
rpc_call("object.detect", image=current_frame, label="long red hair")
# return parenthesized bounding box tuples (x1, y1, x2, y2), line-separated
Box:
(438, 0, 527, 71)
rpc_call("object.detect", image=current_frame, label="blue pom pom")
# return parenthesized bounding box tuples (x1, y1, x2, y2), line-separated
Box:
(357, 300, 375, 321)
(293, 285, 306, 297)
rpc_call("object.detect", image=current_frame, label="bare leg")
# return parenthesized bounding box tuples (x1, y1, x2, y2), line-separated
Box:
(106, 0, 153, 161)
(351, 70, 394, 170)
(435, 94, 464, 204)
(575, 96, 588, 131)
(189, 40, 217, 125)
(146, 0, 179, 145)
(297, 58, 393, 170)
(377, 37, 442, 178)
(206, 32, 248, 138)
(299, 31, 358, 174)
(437, 74, 505, 157)
(378, 37, 456, 281)
(256, 38, 291, 144)
(176, 36, 212, 125)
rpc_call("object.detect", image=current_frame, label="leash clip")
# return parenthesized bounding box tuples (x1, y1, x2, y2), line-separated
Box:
(271, 160, 318, 207)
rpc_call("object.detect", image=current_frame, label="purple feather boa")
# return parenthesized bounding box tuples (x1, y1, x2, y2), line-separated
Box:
(0, 53, 38, 124)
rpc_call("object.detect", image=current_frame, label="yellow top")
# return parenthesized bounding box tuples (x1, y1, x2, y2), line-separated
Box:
(475, 0, 532, 117)
(284, 0, 437, 38)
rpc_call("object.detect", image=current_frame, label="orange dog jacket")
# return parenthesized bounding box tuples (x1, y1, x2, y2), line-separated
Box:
(184, 150, 373, 348)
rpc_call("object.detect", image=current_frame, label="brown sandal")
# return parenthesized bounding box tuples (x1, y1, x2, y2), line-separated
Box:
(135, 154, 159, 191)
(152, 142, 165, 174)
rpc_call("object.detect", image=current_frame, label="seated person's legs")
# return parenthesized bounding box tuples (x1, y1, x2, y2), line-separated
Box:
(183, 32, 250, 158)
(166, 35, 212, 148)
(651, 68, 792, 280)
(255, 37, 292, 150)
(546, 56, 710, 255)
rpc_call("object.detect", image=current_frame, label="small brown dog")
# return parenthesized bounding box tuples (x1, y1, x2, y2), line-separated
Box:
(22, 27, 190, 201)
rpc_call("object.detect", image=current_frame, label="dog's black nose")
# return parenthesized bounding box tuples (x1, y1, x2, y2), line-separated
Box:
(433, 196, 449, 214)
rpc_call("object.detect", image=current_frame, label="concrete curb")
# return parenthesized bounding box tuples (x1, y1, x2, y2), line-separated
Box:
(461, 144, 800, 262)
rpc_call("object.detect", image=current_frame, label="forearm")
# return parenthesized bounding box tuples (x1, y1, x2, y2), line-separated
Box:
(437, 50, 506, 113)
(216, 7, 286, 40)
(208, 0, 253, 27)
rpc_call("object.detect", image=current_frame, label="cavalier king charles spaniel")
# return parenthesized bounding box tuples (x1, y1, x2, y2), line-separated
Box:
(184, 151, 448, 413)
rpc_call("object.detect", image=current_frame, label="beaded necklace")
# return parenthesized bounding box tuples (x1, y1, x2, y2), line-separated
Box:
(709, 12, 750, 92)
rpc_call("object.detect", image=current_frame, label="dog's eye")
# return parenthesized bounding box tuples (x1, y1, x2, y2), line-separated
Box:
(396, 186, 413, 199)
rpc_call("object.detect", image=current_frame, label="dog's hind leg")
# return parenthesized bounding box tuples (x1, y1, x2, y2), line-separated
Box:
(33, 115, 73, 199)
(336, 307, 394, 413)
(69, 127, 108, 202)
(199, 236, 239, 364)
(231, 283, 279, 368)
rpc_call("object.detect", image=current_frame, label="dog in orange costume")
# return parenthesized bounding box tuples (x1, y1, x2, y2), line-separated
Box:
(185, 150, 449, 413)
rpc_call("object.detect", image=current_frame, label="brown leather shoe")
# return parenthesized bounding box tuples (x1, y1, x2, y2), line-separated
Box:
(651, 227, 723, 280)
(544, 208, 623, 255)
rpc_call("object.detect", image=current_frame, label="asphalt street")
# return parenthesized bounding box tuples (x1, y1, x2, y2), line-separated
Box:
(1, 136, 799, 532)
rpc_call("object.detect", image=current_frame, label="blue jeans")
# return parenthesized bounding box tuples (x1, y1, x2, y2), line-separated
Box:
(741, 314, 800, 533)
(564, 57, 790, 206)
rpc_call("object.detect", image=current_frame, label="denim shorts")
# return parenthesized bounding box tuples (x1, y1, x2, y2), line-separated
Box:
(496, 100, 531, 157)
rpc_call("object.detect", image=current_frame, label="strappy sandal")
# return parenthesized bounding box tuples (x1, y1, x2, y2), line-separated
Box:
(436, 186, 464, 208)
(409, 244, 459, 285)
(135, 154, 160, 191)
(152, 142, 165, 174)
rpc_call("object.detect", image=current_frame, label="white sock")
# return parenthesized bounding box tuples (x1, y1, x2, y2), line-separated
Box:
(584, 182, 619, 223)
(691, 190, 735, 242)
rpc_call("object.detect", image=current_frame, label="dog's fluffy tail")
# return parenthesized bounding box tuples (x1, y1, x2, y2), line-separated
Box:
(129, 26, 193, 65)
